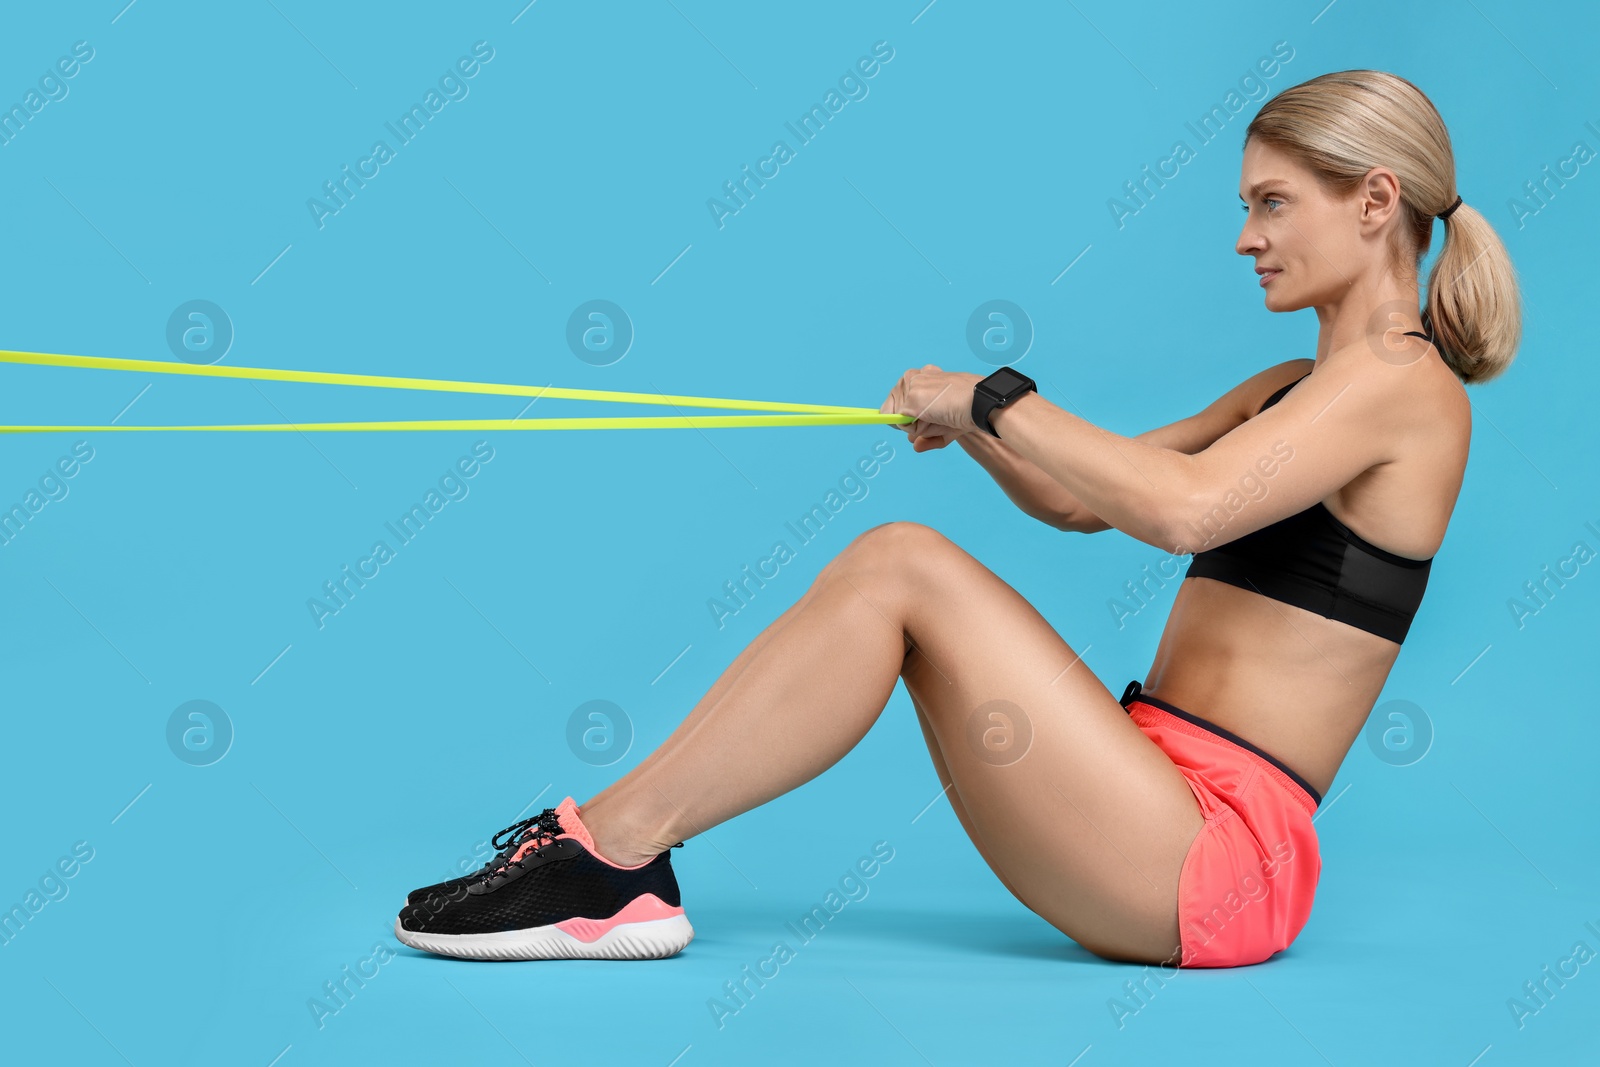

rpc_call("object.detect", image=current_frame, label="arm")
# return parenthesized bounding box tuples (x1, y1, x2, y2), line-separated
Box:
(956, 361, 1314, 532)
(988, 352, 1398, 553)
(1060, 360, 1316, 532)
(951, 429, 1084, 531)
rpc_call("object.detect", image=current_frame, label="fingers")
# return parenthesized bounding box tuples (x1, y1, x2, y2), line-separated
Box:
(882, 366, 945, 426)
(879, 379, 900, 416)
(904, 417, 959, 449)
(883, 369, 915, 415)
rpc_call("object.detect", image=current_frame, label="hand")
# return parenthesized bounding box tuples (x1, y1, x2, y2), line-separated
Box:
(879, 365, 982, 449)
(901, 420, 966, 452)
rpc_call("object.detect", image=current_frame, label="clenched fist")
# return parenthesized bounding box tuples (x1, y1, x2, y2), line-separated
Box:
(879, 364, 983, 452)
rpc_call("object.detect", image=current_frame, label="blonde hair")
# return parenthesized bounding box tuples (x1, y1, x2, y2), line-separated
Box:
(1246, 70, 1521, 384)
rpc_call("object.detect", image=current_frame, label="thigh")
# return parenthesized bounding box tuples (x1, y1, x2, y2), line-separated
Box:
(905, 689, 1033, 908)
(851, 522, 1205, 964)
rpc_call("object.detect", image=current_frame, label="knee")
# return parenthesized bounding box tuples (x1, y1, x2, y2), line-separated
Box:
(828, 521, 956, 587)
(849, 520, 950, 558)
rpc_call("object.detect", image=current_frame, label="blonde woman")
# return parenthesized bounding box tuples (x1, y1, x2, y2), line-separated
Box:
(396, 69, 1519, 967)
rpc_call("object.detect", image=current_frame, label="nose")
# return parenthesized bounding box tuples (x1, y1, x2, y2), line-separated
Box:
(1236, 215, 1263, 258)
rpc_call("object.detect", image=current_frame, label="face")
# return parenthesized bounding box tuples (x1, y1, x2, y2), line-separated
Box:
(1236, 138, 1371, 312)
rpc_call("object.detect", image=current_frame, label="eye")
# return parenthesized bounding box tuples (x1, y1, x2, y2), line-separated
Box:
(1240, 198, 1283, 214)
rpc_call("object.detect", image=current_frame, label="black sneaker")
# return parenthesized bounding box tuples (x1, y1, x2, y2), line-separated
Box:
(405, 808, 562, 906)
(394, 795, 693, 960)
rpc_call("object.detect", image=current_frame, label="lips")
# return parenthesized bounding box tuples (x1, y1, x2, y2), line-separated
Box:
(1257, 268, 1281, 287)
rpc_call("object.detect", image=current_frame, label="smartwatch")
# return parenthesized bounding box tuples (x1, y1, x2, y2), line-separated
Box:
(971, 367, 1037, 438)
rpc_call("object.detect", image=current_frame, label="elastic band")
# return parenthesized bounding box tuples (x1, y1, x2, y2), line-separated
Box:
(1436, 195, 1463, 220)
(0, 414, 898, 433)
(0, 348, 915, 432)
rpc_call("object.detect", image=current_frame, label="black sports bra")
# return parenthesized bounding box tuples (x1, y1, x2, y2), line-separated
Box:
(1182, 331, 1436, 643)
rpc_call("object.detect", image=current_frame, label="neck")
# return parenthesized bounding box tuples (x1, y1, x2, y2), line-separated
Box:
(1311, 277, 1423, 364)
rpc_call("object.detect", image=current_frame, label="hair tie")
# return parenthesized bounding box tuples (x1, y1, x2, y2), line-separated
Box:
(1437, 194, 1463, 220)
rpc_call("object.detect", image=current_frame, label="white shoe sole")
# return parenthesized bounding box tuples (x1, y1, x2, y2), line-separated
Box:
(393, 913, 694, 960)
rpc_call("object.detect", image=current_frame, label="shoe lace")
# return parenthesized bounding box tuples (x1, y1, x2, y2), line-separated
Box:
(478, 808, 563, 882)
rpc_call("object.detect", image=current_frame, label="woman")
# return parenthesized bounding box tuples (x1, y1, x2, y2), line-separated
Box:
(394, 69, 1520, 967)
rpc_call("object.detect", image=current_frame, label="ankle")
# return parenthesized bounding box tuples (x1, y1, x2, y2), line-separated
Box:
(578, 799, 668, 867)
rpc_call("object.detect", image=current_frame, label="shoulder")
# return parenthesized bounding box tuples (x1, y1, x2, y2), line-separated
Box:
(1306, 338, 1469, 460)
(1320, 335, 1467, 402)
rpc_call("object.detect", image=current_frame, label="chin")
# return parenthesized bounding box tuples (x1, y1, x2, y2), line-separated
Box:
(1262, 285, 1305, 313)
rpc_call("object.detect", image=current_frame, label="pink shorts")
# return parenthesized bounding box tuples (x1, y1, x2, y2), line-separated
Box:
(1120, 680, 1323, 968)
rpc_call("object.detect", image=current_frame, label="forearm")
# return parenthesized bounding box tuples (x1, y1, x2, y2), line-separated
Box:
(987, 391, 1190, 547)
(953, 428, 1083, 529)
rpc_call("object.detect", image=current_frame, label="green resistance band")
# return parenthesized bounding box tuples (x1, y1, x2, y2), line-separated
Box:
(0, 349, 916, 432)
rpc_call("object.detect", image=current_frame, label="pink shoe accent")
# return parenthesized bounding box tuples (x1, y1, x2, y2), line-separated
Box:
(554, 893, 685, 943)
(504, 796, 659, 869)
(552, 796, 656, 870)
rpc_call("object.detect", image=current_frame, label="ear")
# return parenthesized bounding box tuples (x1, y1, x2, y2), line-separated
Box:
(1356, 166, 1404, 234)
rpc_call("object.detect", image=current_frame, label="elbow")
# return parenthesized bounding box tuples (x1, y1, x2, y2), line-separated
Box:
(1146, 466, 1201, 553)
(1148, 514, 1187, 554)
(1047, 506, 1083, 533)
(1148, 494, 1196, 554)
(1034, 511, 1070, 532)
(1118, 507, 1174, 550)
(1052, 509, 1109, 535)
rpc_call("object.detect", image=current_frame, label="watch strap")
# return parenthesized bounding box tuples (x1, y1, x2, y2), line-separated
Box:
(972, 370, 1036, 437)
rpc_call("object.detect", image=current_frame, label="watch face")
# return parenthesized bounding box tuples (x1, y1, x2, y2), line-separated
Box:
(981, 367, 1029, 397)
(989, 367, 1026, 390)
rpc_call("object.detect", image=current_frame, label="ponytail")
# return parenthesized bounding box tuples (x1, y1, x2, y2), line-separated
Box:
(1424, 200, 1522, 383)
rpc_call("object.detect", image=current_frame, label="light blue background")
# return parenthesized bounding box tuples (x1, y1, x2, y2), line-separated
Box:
(0, 2, 1595, 1064)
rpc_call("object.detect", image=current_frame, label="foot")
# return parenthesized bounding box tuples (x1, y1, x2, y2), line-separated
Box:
(395, 796, 693, 960)
(404, 807, 564, 906)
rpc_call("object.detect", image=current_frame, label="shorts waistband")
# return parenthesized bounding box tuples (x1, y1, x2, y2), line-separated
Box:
(1120, 679, 1323, 808)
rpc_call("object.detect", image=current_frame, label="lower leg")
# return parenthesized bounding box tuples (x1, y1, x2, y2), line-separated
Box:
(578, 559, 907, 866)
